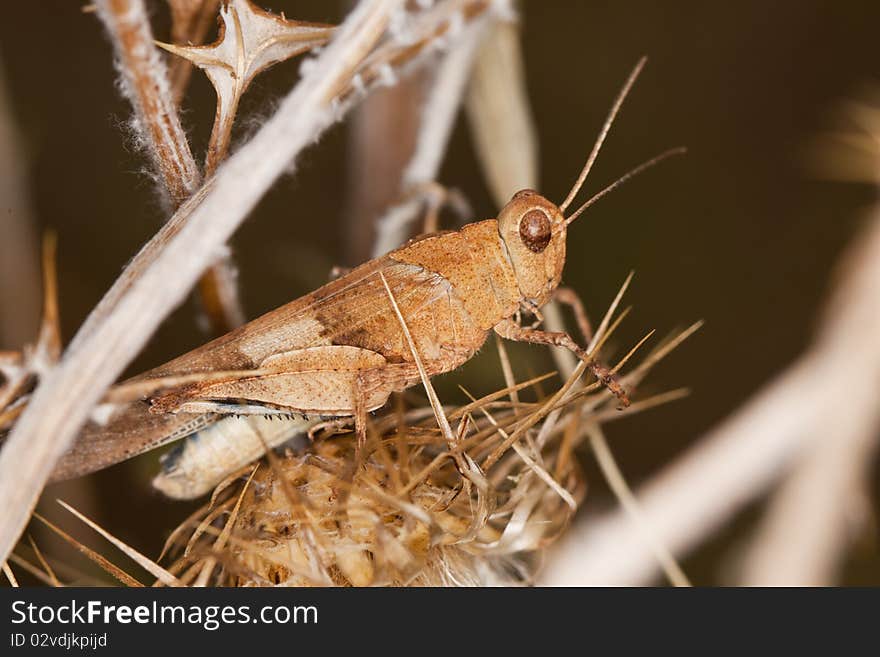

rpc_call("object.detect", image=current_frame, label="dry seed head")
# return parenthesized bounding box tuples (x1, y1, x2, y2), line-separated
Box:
(192, 421, 584, 586)
(167, 374, 598, 587)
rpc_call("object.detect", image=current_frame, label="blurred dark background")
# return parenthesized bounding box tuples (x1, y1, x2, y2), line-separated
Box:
(1, 1, 878, 584)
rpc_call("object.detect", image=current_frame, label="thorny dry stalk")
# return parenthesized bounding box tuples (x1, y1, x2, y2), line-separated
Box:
(157, 1, 337, 178)
(344, 1, 500, 262)
(95, 0, 201, 207)
(0, 0, 400, 565)
(166, 0, 222, 105)
(95, 0, 246, 335)
(159, 0, 337, 333)
(370, 10, 492, 256)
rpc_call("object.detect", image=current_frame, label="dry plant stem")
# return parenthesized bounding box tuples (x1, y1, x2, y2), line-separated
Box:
(57, 501, 179, 586)
(540, 208, 880, 585)
(0, 58, 41, 347)
(739, 416, 879, 585)
(197, 258, 246, 333)
(95, 0, 200, 206)
(738, 210, 880, 585)
(0, 0, 399, 564)
(585, 424, 690, 586)
(33, 513, 143, 587)
(96, 0, 244, 334)
(345, 73, 427, 263)
(465, 19, 537, 209)
(372, 18, 488, 256)
(2, 562, 18, 587)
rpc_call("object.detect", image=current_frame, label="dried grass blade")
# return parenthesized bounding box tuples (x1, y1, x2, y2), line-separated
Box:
(585, 425, 691, 587)
(34, 512, 141, 587)
(27, 534, 60, 587)
(57, 500, 179, 587)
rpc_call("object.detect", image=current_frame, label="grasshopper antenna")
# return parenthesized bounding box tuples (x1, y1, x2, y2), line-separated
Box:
(564, 146, 687, 226)
(558, 56, 647, 213)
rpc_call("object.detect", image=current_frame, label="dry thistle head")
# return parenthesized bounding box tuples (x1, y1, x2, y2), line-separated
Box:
(168, 388, 586, 587)
(222, 424, 583, 587)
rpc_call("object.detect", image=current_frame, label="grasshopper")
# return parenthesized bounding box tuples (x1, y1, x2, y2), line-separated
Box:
(49, 59, 680, 499)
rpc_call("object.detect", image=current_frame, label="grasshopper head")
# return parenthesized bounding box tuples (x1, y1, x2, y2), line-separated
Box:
(498, 59, 684, 311)
(497, 190, 567, 306)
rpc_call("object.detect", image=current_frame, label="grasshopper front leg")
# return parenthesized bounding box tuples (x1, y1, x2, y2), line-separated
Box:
(553, 286, 594, 344)
(493, 317, 629, 406)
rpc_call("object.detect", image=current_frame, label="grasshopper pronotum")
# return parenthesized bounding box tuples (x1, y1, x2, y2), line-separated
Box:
(50, 58, 681, 499)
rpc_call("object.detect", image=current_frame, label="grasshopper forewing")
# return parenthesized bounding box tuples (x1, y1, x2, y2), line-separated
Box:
(49, 58, 682, 499)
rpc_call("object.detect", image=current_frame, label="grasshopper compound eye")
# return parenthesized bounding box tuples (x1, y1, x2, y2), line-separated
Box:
(519, 209, 552, 253)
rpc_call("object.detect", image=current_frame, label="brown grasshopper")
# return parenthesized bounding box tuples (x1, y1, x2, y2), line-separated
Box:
(49, 59, 681, 499)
